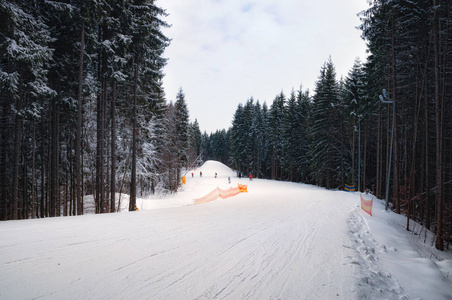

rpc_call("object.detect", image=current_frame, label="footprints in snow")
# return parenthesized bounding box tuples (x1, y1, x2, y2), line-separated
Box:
(345, 211, 407, 299)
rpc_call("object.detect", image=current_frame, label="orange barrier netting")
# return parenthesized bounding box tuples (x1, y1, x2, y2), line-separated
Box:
(238, 184, 247, 193)
(219, 186, 240, 199)
(194, 184, 247, 205)
(360, 194, 373, 216)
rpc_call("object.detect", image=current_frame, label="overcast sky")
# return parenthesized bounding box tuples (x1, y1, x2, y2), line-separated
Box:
(158, 0, 369, 134)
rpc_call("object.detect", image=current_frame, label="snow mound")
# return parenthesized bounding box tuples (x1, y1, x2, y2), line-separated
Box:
(193, 160, 235, 178)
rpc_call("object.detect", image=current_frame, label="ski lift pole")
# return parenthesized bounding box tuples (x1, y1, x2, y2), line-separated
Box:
(379, 89, 395, 211)
(184, 153, 203, 177)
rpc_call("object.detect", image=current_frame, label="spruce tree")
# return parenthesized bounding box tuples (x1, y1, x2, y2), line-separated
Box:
(174, 88, 190, 171)
(310, 58, 341, 189)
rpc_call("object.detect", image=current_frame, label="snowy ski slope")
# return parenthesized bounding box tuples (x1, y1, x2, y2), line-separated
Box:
(1, 161, 451, 299)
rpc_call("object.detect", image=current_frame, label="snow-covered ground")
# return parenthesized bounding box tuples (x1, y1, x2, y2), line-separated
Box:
(1, 160, 451, 299)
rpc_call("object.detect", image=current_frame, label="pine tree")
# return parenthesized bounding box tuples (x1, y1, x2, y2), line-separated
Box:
(342, 59, 366, 189)
(360, 0, 452, 250)
(128, 0, 169, 210)
(230, 103, 246, 172)
(251, 100, 266, 178)
(192, 119, 202, 156)
(174, 88, 190, 172)
(268, 92, 285, 180)
(0, 0, 54, 219)
(294, 87, 311, 182)
(282, 90, 298, 181)
(310, 58, 341, 189)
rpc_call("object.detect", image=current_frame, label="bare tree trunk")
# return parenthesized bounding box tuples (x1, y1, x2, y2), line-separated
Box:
(31, 120, 36, 218)
(0, 99, 7, 220)
(12, 96, 22, 220)
(40, 120, 45, 218)
(129, 61, 138, 211)
(340, 127, 344, 189)
(433, 0, 444, 251)
(50, 99, 59, 217)
(425, 90, 431, 230)
(376, 105, 382, 199)
(391, 20, 400, 214)
(22, 149, 27, 219)
(118, 151, 131, 212)
(64, 161, 68, 217)
(363, 122, 367, 192)
(407, 83, 422, 231)
(110, 81, 116, 212)
(75, 14, 85, 216)
(96, 25, 105, 214)
(352, 117, 356, 187)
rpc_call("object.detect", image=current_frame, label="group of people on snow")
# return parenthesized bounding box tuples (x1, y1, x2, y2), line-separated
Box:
(190, 170, 253, 183)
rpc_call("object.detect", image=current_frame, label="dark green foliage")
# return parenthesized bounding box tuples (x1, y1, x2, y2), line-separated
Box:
(0, 0, 169, 219)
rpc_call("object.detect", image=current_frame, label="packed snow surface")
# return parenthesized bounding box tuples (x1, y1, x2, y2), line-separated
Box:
(1, 160, 451, 299)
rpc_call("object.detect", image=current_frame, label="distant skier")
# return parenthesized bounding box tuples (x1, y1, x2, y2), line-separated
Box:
(215, 172, 217, 178)
(200, 171, 202, 177)
(228, 176, 231, 184)
(191, 172, 194, 178)
(238, 171, 242, 179)
(249, 174, 253, 181)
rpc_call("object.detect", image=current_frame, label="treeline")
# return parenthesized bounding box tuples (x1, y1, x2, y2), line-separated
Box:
(0, 1, 200, 220)
(202, 0, 452, 250)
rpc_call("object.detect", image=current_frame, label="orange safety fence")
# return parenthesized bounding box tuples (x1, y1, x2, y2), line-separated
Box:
(360, 194, 373, 216)
(194, 184, 247, 205)
(238, 184, 247, 193)
(219, 186, 241, 199)
(193, 188, 220, 205)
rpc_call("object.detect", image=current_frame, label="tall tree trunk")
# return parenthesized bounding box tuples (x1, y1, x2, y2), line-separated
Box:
(407, 83, 422, 231)
(352, 117, 356, 187)
(31, 120, 36, 218)
(50, 99, 59, 217)
(12, 96, 22, 220)
(100, 76, 106, 213)
(96, 26, 105, 214)
(425, 89, 431, 230)
(363, 122, 367, 193)
(391, 19, 400, 214)
(129, 61, 138, 211)
(376, 105, 382, 199)
(40, 120, 45, 218)
(340, 120, 345, 189)
(1, 99, 9, 220)
(433, 0, 444, 251)
(110, 81, 116, 213)
(22, 148, 27, 219)
(75, 14, 85, 216)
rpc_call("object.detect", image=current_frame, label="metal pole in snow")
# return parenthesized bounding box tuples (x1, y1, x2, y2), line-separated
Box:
(379, 89, 395, 211)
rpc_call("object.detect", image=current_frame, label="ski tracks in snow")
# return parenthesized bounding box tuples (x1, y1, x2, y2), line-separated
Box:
(144, 183, 361, 300)
(0, 174, 421, 300)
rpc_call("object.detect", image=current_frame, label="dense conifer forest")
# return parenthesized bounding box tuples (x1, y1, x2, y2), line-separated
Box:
(1, 0, 451, 250)
(202, 1, 452, 250)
